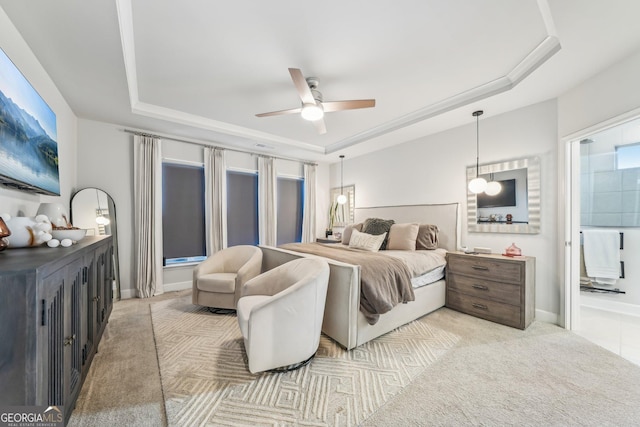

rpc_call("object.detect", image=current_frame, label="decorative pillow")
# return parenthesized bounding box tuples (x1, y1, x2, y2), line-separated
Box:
(387, 223, 420, 251)
(416, 224, 439, 250)
(341, 223, 363, 245)
(362, 218, 395, 250)
(348, 229, 386, 252)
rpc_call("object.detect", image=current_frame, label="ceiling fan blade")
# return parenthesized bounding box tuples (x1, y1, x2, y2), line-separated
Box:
(255, 107, 301, 117)
(312, 118, 327, 135)
(322, 99, 376, 113)
(289, 68, 315, 104)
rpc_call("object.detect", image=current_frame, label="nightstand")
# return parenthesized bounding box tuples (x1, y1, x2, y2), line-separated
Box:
(445, 252, 535, 329)
(316, 238, 341, 244)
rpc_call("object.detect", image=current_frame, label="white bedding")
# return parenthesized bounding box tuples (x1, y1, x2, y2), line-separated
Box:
(383, 248, 447, 289)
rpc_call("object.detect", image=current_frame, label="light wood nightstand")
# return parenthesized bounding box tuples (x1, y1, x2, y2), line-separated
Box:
(445, 252, 535, 329)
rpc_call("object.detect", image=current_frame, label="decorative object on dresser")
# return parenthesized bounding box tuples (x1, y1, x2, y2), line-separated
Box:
(445, 252, 535, 329)
(0, 236, 114, 424)
(0, 217, 11, 251)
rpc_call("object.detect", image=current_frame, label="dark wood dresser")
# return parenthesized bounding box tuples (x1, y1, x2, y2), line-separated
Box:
(445, 252, 535, 329)
(0, 236, 113, 424)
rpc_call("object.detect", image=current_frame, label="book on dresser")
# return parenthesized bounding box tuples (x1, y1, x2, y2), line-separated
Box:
(445, 251, 535, 329)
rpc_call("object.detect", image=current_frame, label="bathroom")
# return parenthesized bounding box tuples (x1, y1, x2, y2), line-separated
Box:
(576, 117, 640, 365)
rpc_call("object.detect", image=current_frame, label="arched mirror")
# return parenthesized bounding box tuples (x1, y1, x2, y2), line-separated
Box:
(71, 188, 121, 299)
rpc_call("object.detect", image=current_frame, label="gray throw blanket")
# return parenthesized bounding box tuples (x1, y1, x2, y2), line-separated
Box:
(278, 243, 415, 325)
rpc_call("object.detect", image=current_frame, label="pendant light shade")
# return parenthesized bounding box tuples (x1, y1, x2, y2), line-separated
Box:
(95, 189, 111, 226)
(468, 110, 487, 194)
(485, 180, 502, 196)
(337, 155, 347, 204)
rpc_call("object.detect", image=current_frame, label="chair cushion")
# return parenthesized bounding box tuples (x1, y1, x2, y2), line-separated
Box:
(237, 295, 271, 338)
(197, 272, 237, 293)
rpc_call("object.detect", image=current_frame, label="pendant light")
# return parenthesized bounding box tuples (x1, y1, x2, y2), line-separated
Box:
(337, 155, 347, 204)
(485, 173, 502, 196)
(468, 110, 488, 194)
(95, 189, 111, 226)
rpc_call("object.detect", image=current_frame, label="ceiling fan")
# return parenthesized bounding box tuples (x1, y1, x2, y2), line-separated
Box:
(256, 68, 376, 134)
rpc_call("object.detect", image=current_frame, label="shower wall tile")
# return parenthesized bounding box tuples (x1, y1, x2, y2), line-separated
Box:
(592, 192, 622, 213)
(622, 213, 640, 226)
(591, 213, 623, 226)
(622, 191, 640, 212)
(593, 171, 622, 192)
(590, 152, 615, 172)
(622, 168, 640, 190)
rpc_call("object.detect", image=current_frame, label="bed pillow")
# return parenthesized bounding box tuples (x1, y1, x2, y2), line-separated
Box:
(416, 224, 439, 250)
(341, 223, 363, 245)
(362, 218, 395, 250)
(348, 229, 386, 252)
(387, 223, 420, 251)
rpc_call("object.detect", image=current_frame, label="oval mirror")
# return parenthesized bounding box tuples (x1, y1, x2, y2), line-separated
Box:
(71, 188, 121, 299)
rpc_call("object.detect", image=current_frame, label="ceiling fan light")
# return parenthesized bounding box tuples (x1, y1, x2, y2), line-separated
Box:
(301, 103, 324, 121)
(485, 180, 502, 196)
(468, 177, 488, 194)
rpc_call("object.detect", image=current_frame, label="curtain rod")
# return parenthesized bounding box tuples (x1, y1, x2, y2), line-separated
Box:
(122, 128, 318, 166)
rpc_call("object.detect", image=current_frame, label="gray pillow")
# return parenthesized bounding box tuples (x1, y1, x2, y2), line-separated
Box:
(416, 224, 439, 250)
(362, 218, 395, 250)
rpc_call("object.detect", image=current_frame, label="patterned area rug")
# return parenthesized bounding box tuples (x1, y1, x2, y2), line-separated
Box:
(151, 295, 459, 426)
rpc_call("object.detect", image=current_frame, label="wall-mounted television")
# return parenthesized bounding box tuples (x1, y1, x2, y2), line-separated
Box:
(0, 47, 59, 196)
(477, 179, 516, 208)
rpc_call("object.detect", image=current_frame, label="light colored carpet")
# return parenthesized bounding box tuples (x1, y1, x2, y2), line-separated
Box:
(150, 295, 460, 426)
(69, 291, 640, 426)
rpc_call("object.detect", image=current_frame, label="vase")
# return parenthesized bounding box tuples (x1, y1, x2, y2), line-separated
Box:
(36, 202, 69, 228)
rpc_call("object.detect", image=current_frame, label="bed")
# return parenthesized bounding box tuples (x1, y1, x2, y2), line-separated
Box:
(260, 202, 460, 350)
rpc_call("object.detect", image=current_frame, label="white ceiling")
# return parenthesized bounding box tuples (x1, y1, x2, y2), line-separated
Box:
(2, 0, 640, 162)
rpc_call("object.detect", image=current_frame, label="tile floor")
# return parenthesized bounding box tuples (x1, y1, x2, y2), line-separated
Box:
(575, 305, 640, 367)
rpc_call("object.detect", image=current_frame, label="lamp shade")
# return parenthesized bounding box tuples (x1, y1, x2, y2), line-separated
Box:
(485, 180, 502, 196)
(468, 177, 488, 194)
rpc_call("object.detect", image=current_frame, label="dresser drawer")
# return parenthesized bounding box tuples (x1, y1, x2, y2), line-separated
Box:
(446, 289, 523, 329)
(447, 273, 520, 306)
(447, 254, 522, 283)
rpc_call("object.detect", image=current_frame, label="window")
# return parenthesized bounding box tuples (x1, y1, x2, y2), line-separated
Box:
(227, 170, 259, 246)
(162, 162, 206, 266)
(616, 142, 640, 169)
(277, 177, 304, 245)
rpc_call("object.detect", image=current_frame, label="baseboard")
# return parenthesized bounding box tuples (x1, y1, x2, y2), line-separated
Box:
(120, 288, 136, 299)
(163, 281, 192, 293)
(536, 308, 559, 325)
(580, 295, 640, 317)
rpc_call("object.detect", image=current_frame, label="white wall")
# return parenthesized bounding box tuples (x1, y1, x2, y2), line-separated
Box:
(330, 100, 560, 319)
(76, 119, 330, 297)
(558, 50, 640, 316)
(0, 7, 77, 217)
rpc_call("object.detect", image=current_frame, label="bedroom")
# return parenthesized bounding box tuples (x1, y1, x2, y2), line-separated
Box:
(1, 1, 640, 425)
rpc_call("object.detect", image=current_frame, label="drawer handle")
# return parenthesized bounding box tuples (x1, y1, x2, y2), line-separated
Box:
(472, 284, 489, 291)
(472, 303, 488, 310)
(472, 265, 489, 271)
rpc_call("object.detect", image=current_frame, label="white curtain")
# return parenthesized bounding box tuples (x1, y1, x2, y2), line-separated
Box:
(301, 163, 317, 243)
(204, 147, 227, 254)
(258, 156, 277, 246)
(133, 134, 164, 297)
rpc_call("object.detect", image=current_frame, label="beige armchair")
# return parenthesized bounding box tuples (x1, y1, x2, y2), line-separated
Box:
(236, 258, 330, 374)
(192, 245, 263, 310)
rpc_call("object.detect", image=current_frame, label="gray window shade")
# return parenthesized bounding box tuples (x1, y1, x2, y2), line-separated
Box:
(162, 163, 206, 261)
(277, 177, 303, 245)
(227, 171, 259, 246)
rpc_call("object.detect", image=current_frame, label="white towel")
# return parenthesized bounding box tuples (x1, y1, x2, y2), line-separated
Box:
(582, 229, 620, 283)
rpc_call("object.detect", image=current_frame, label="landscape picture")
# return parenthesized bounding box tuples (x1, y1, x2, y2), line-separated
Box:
(0, 47, 59, 195)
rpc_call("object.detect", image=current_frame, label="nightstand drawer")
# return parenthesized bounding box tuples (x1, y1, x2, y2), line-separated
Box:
(446, 289, 522, 329)
(447, 255, 522, 283)
(447, 273, 520, 306)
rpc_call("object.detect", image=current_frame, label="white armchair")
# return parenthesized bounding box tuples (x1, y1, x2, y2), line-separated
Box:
(192, 245, 263, 310)
(236, 258, 330, 374)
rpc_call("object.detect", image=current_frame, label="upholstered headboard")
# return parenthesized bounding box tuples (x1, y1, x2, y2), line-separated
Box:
(354, 203, 460, 252)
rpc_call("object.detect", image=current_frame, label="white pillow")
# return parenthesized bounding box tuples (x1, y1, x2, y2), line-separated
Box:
(348, 229, 386, 252)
